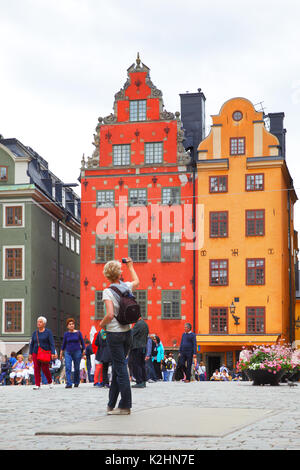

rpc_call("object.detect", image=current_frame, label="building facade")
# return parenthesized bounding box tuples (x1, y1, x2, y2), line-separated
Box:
(80, 56, 205, 349)
(196, 98, 298, 377)
(0, 137, 81, 356)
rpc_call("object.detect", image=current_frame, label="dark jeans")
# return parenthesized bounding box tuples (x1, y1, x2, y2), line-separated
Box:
(153, 360, 162, 380)
(130, 348, 146, 384)
(102, 362, 109, 385)
(179, 352, 193, 381)
(106, 330, 132, 410)
(65, 350, 82, 386)
(145, 358, 157, 381)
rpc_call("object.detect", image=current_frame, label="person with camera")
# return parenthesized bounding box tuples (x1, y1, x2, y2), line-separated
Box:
(100, 257, 139, 415)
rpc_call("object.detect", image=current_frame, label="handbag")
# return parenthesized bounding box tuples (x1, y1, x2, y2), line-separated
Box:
(36, 331, 52, 363)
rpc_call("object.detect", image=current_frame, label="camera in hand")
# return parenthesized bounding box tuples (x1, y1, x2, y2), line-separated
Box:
(122, 258, 128, 264)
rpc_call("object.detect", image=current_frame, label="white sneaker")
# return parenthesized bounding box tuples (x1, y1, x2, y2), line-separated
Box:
(33, 385, 40, 390)
(49, 383, 54, 389)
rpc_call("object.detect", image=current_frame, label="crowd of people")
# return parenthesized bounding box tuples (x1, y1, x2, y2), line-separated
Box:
(0, 258, 242, 415)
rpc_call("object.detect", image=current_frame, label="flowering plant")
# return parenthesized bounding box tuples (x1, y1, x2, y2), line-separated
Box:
(237, 344, 294, 374)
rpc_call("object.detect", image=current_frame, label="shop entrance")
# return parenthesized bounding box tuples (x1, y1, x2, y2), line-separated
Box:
(207, 355, 221, 380)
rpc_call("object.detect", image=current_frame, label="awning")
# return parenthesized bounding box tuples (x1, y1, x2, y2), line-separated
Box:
(196, 335, 280, 347)
(0, 342, 29, 357)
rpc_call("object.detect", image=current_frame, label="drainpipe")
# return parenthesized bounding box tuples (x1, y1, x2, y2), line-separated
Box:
(287, 189, 294, 344)
(56, 217, 64, 351)
(192, 152, 196, 334)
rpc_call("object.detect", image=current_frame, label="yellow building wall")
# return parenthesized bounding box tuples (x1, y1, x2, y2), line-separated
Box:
(197, 97, 295, 350)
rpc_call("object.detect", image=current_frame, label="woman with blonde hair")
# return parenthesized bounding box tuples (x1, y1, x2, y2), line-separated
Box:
(100, 257, 139, 415)
(9, 354, 26, 385)
(29, 316, 56, 389)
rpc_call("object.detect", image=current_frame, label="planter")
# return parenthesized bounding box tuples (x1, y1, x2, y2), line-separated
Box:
(281, 369, 300, 383)
(245, 368, 286, 386)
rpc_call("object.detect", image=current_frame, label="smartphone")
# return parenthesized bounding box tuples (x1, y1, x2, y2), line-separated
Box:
(122, 258, 128, 264)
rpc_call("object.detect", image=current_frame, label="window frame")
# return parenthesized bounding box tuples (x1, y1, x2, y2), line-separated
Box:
(209, 175, 228, 193)
(246, 306, 266, 334)
(161, 233, 181, 262)
(209, 211, 229, 238)
(128, 235, 147, 263)
(161, 187, 181, 205)
(95, 236, 115, 263)
(3, 246, 24, 281)
(128, 188, 148, 207)
(246, 258, 265, 286)
(144, 142, 163, 165)
(95, 291, 105, 320)
(245, 173, 264, 191)
(209, 259, 229, 286)
(3, 203, 25, 228)
(209, 307, 228, 334)
(96, 190, 115, 208)
(112, 144, 131, 166)
(230, 137, 245, 156)
(245, 209, 265, 237)
(129, 99, 147, 122)
(161, 290, 181, 320)
(2, 299, 24, 334)
(0, 166, 8, 181)
(135, 290, 148, 319)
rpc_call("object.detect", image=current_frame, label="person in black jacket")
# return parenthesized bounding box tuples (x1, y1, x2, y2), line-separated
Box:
(94, 329, 112, 388)
(178, 322, 197, 383)
(129, 316, 149, 388)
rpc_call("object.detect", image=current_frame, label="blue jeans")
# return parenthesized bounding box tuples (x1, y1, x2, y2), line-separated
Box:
(65, 350, 82, 386)
(165, 370, 174, 382)
(106, 330, 132, 410)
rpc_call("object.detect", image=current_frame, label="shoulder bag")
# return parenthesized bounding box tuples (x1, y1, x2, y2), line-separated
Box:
(36, 331, 52, 363)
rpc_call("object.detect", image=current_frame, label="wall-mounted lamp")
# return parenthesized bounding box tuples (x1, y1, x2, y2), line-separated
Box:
(230, 301, 240, 325)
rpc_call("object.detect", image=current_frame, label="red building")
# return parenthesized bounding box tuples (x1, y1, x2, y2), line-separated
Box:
(80, 55, 204, 350)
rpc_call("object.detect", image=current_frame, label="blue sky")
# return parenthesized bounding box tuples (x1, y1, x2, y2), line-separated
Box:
(1, 0, 300, 229)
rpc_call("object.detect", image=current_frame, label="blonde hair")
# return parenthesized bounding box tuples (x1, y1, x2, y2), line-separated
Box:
(17, 354, 23, 360)
(103, 260, 122, 283)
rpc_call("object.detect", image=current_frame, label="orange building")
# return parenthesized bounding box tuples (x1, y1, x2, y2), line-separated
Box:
(196, 97, 298, 376)
(80, 56, 203, 349)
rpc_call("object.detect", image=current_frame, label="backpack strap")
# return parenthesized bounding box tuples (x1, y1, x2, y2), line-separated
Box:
(109, 286, 124, 297)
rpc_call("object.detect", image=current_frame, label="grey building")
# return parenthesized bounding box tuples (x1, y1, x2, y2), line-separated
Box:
(0, 137, 81, 357)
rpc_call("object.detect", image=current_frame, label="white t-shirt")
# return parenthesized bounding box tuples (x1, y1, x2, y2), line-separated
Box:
(102, 281, 133, 333)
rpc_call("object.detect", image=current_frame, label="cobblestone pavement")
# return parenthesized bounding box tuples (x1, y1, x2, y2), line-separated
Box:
(0, 380, 300, 450)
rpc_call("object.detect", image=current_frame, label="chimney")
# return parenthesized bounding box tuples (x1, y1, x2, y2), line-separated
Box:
(267, 112, 286, 158)
(180, 89, 206, 162)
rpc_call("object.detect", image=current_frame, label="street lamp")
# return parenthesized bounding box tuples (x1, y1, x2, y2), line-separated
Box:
(230, 301, 240, 325)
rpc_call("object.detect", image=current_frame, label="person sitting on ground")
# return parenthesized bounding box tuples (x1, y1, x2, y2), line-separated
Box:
(49, 354, 61, 383)
(220, 369, 230, 381)
(80, 355, 88, 383)
(24, 355, 35, 385)
(8, 352, 17, 369)
(10, 354, 26, 385)
(210, 369, 221, 381)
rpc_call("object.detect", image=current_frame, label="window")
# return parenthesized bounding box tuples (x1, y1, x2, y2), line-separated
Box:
(4, 301, 22, 333)
(145, 142, 163, 164)
(95, 291, 105, 319)
(209, 176, 228, 193)
(70, 235, 75, 252)
(210, 211, 228, 238)
(246, 174, 264, 191)
(76, 239, 80, 255)
(129, 235, 147, 262)
(210, 307, 228, 333)
(161, 187, 181, 205)
(59, 227, 63, 245)
(161, 290, 181, 319)
(0, 166, 8, 181)
(96, 236, 114, 263)
(52, 183, 56, 200)
(62, 187, 66, 208)
(230, 137, 245, 155)
(51, 221, 56, 239)
(130, 100, 147, 122)
(246, 307, 265, 333)
(74, 200, 78, 219)
(129, 189, 147, 206)
(65, 232, 70, 249)
(246, 259, 265, 285)
(5, 206, 23, 226)
(113, 144, 131, 166)
(161, 233, 181, 262)
(135, 290, 147, 319)
(210, 260, 228, 286)
(96, 190, 115, 208)
(4, 248, 23, 279)
(246, 210, 265, 236)
(232, 111, 243, 121)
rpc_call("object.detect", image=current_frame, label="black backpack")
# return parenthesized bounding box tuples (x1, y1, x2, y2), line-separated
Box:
(166, 359, 173, 370)
(109, 286, 141, 325)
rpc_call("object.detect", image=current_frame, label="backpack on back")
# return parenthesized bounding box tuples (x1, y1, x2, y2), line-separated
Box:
(165, 359, 173, 370)
(109, 286, 141, 325)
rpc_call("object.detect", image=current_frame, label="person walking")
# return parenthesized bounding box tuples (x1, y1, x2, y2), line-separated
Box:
(85, 340, 94, 383)
(152, 336, 164, 381)
(164, 353, 177, 382)
(178, 322, 197, 383)
(60, 318, 85, 388)
(29, 316, 56, 389)
(100, 257, 139, 415)
(129, 315, 149, 388)
(145, 334, 157, 382)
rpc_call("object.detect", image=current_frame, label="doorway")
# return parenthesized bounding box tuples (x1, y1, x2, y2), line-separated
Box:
(207, 355, 221, 379)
